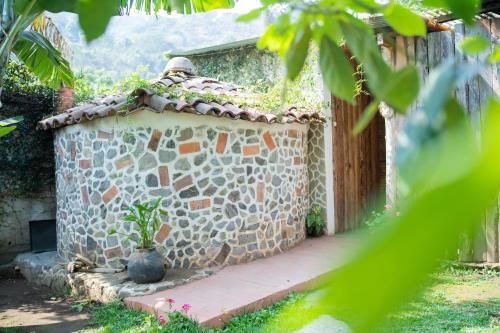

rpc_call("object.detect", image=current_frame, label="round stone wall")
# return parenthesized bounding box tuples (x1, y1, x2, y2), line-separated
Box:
(54, 111, 309, 269)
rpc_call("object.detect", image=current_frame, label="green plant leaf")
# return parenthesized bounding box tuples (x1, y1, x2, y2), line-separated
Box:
(236, 7, 265, 22)
(319, 36, 356, 103)
(423, 0, 480, 25)
(285, 24, 311, 80)
(460, 35, 490, 55)
(380, 65, 419, 112)
(0, 126, 17, 137)
(108, 228, 117, 235)
(489, 46, 500, 64)
(75, 0, 116, 43)
(13, 31, 74, 88)
(383, 3, 426, 37)
(338, 18, 392, 100)
(0, 116, 24, 126)
(353, 101, 380, 134)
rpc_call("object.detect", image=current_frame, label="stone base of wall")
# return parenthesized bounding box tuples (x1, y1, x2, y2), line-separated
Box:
(14, 251, 217, 302)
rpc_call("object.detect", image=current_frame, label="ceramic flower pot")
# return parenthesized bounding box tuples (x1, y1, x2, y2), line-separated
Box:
(127, 248, 165, 284)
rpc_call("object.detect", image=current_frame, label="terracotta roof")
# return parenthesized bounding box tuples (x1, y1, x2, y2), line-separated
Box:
(37, 73, 325, 130)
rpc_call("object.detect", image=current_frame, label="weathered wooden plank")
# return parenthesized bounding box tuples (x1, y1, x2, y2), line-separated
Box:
(380, 38, 398, 206)
(484, 18, 499, 263)
(494, 18, 500, 263)
(454, 23, 469, 109)
(332, 97, 344, 232)
(415, 37, 429, 85)
(486, 203, 499, 263)
(465, 25, 483, 131)
(452, 23, 476, 262)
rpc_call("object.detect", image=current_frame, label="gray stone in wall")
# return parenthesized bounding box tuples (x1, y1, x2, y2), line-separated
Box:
(139, 153, 157, 171)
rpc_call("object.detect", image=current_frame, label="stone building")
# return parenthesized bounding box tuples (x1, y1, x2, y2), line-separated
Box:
(38, 57, 325, 269)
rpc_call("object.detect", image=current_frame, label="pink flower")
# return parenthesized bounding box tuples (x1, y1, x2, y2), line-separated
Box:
(384, 204, 393, 210)
(181, 304, 191, 312)
(166, 298, 175, 304)
(158, 315, 167, 326)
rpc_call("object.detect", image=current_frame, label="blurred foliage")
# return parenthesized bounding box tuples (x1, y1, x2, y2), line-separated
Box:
(238, 0, 500, 332)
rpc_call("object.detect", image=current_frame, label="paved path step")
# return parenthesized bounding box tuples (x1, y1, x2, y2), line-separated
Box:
(125, 235, 358, 328)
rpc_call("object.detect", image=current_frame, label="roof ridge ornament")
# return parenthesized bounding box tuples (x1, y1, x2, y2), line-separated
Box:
(163, 57, 197, 77)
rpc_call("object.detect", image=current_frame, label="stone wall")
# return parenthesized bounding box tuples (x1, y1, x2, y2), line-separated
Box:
(307, 122, 327, 211)
(54, 111, 310, 269)
(188, 45, 281, 89)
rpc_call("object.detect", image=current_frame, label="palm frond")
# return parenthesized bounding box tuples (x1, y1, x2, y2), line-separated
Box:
(13, 30, 74, 89)
(118, 0, 235, 15)
(30, 14, 72, 59)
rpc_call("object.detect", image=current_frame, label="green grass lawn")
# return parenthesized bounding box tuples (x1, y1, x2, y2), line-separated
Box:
(78, 268, 499, 333)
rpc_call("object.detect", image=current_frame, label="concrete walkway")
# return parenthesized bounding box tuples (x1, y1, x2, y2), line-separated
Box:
(125, 235, 358, 328)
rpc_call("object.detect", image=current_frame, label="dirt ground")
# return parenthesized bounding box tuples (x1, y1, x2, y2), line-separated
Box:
(0, 270, 90, 333)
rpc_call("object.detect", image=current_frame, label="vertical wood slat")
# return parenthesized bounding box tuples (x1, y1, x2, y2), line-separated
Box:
(332, 96, 345, 232)
(454, 24, 470, 109)
(482, 18, 499, 263)
(377, 22, 499, 263)
(493, 19, 500, 263)
(332, 48, 386, 232)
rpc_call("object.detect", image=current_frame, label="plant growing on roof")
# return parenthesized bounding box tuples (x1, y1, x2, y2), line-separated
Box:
(305, 205, 325, 237)
(109, 197, 168, 249)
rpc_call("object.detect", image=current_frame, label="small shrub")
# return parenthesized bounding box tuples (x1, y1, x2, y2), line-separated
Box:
(306, 205, 325, 237)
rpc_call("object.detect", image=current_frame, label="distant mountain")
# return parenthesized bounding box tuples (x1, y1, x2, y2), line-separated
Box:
(49, 9, 266, 81)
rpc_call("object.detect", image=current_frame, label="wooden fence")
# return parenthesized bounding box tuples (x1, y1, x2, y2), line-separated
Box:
(382, 18, 500, 263)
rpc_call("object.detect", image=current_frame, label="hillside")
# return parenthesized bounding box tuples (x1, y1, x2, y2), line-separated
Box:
(50, 9, 266, 81)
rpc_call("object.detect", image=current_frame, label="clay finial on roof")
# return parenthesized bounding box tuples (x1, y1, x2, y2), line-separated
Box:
(163, 57, 197, 76)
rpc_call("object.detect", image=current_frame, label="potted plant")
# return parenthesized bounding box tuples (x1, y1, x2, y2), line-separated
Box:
(109, 197, 168, 284)
(306, 205, 326, 237)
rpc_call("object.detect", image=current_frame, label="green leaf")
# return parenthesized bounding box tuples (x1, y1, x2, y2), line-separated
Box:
(353, 101, 380, 135)
(380, 65, 419, 112)
(383, 3, 426, 37)
(159, 208, 169, 216)
(423, 0, 480, 25)
(192, 0, 234, 11)
(76, 0, 116, 43)
(257, 14, 294, 58)
(108, 228, 117, 235)
(489, 46, 500, 64)
(236, 7, 265, 22)
(15, 0, 76, 16)
(319, 36, 356, 103)
(123, 215, 136, 222)
(338, 18, 392, 99)
(396, 60, 456, 174)
(285, 24, 311, 80)
(460, 35, 490, 55)
(13, 31, 74, 88)
(0, 116, 23, 126)
(0, 126, 16, 137)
